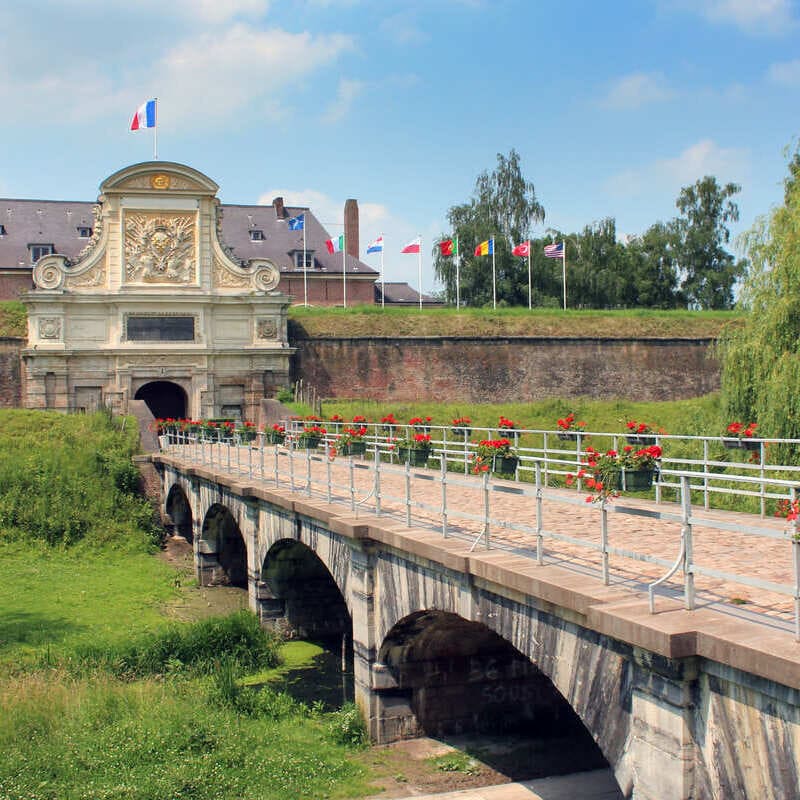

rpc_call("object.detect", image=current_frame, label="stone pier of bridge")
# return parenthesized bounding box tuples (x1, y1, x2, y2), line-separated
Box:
(150, 451, 800, 800)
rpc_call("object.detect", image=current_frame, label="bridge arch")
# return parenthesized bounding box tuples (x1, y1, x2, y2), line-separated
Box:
(165, 484, 193, 544)
(375, 609, 616, 781)
(198, 503, 247, 587)
(258, 538, 352, 645)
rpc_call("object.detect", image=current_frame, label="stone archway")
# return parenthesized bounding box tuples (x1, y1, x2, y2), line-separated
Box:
(259, 538, 352, 643)
(198, 503, 247, 588)
(134, 380, 187, 420)
(165, 484, 193, 544)
(375, 610, 618, 786)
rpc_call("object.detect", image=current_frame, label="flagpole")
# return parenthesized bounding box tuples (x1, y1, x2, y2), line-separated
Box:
(418, 235, 423, 311)
(455, 238, 460, 310)
(153, 97, 158, 160)
(528, 245, 532, 310)
(492, 239, 496, 310)
(380, 234, 385, 309)
(302, 222, 308, 307)
(342, 232, 347, 309)
(562, 241, 567, 311)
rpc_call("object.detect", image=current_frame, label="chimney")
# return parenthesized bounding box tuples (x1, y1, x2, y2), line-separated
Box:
(273, 196, 286, 219)
(344, 198, 359, 260)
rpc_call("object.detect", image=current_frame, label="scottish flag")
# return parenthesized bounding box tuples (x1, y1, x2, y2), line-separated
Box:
(288, 214, 305, 230)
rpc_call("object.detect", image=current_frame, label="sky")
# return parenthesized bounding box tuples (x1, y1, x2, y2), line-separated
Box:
(1, 0, 798, 294)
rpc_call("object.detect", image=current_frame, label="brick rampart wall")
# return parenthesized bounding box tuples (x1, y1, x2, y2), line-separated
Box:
(291, 337, 720, 402)
(0, 337, 22, 407)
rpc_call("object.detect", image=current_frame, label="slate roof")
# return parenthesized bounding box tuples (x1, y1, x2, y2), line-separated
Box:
(375, 281, 442, 305)
(0, 198, 378, 277)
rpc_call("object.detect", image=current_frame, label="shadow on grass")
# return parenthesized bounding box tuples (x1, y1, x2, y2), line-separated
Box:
(0, 610, 83, 653)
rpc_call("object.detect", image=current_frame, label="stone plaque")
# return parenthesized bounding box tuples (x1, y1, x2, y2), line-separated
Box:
(127, 315, 195, 341)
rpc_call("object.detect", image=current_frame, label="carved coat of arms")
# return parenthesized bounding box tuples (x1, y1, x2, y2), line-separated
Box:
(125, 212, 196, 284)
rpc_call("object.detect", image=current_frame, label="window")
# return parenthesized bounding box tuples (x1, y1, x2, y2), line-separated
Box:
(77, 226, 93, 238)
(292, 250, 315, 269)
(127, 316, 195, 341)
(0, 224, 6, 236)
(249, 229, 264, 241)
(29, 244, 54, 264)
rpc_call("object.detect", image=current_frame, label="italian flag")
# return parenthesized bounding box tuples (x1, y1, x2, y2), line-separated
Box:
(326, 234, 345, 254)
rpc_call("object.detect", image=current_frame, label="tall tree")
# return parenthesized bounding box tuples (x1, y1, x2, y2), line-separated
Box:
(434, 150, 545, 306)
(625, 221, 683, 308)
(719, 145, 800, 459)
(674, 176, 746, 309)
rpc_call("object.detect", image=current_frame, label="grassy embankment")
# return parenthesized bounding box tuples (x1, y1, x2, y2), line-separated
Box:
(0, 410, 371, 800)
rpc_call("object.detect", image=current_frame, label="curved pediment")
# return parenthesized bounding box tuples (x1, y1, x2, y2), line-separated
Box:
(101, 161, 219, 196)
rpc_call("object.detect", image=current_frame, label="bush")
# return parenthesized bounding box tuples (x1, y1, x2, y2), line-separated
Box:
(326, 702, 367, 747)
(209, 659, 302, 718)
(74, 611, 281, 678)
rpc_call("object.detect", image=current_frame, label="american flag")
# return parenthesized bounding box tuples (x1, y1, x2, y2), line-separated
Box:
(544, 242, 565, 258)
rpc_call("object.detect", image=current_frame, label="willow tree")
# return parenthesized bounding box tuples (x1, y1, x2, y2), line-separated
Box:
(719, 146, 800, 458)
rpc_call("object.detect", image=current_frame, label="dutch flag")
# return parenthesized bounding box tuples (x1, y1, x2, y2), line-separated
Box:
(130, 99, 157, 131)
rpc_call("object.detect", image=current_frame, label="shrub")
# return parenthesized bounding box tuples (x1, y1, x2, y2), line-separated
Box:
(326, 702, 367, 747)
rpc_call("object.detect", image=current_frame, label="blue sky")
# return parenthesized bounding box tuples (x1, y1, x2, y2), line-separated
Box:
(1, 0, 798, 293)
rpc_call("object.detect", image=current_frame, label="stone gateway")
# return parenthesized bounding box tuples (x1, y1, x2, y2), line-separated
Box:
(21, 161, 293, 421)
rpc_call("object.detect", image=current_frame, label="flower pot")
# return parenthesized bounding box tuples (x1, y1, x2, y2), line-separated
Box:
(237, 429, 257, 443)
(557, 432, 578, 441)
(626, 435, 656, 446)
(491, 455, 519, 475)
(608, 469, 655, 491)
(398, 447, 429, 467)
(300, 436, 321, 450)
(268, 431, 286, 444)
(451, 427, 472, 438)
(340, 440, 367, 456)
(722, 437, 760, 451)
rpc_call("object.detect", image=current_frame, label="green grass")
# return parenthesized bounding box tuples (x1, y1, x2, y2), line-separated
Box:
(0, 410, 374, 800)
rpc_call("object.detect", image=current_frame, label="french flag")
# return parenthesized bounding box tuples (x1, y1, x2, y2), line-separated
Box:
(130, 99, 157, 131)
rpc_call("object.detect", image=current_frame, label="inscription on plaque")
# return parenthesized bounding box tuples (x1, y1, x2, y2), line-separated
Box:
(127, 316, 195, 341)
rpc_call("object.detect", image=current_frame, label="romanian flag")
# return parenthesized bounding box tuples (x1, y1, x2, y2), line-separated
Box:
(325, 234, 345, 254)
(474, 238, 494, 256)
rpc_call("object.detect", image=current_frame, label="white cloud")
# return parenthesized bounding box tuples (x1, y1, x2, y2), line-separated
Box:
(665, 0, 795, 33)
(768, 58, 800, 85)
(257, 188, 390, 230)
(600, 72, 676, 110)
(152, 25, 353, 127)
(322, 79, 366, 124)
(172, 0, 270, 23)
(606, 139, 750, 199)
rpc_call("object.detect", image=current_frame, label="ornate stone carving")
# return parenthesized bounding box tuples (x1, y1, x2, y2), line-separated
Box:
(39, 317, 62, 340)
(213, 258, 249, 288)
(66, 256, 106, 288)
(150, 173, 171, 190)
(252, 264, 280, 292)
(118, 175, 204, 192)
(256, 318, 277, 340)
(124, 211, 196, 284)
(75, 205, 103, 262)
(32, 256, 65, 290)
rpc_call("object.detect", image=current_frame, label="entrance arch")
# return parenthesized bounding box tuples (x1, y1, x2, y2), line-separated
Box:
(134, 380, 187, 420)
(377, 610, 618, 785)
(199, 503, 247, 587)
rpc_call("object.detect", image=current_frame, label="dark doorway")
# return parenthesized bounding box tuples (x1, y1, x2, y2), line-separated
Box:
(134, 381, 187, 420)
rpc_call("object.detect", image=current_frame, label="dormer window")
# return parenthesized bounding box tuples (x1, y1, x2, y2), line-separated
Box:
(292, 251, 314, 269)
(29, 244, 54, 264)
(0, 224, 6, 236)
(77, 226, 92, 238)
(249, 229, 264, 242)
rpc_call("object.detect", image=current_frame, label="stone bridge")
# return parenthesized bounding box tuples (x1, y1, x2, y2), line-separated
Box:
(151, 452, 800, 800)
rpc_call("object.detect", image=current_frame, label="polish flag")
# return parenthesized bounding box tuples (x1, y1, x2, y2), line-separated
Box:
(401, 237, 421, 254)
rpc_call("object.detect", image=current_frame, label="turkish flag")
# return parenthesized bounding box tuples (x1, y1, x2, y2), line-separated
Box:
(512, 241, 530, 257)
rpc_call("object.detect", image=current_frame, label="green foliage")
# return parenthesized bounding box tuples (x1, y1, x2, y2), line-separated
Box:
(326, 702, 368, 748)
(0, 410, 157, 548)
(209, 657, 300, 718)
(719, 145, 800, 461)
(73, 610, 281, 678)
(0, 300, 26, 337)
(276, 386, 294, 403)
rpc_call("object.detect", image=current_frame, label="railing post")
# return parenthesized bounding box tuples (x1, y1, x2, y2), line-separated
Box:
(374, 442, 382, 517)
(305, 446, 312, 497)
(405, 460, 412, 527)
(327, 446, 333, 503)
(600, 498, 609, 585)
(703, 439, 710, 511)
(226, 438, 231, 472)
(482, 470, 490, 549)
(535, 461, 544, 565)
(441, 450, 448, 538)
(759, 442, 766, 518)
(349, 454, 355, 512)
(289, 442, 295, 491)
(792, 487, 799, 643)
(681, 475, 695, 610)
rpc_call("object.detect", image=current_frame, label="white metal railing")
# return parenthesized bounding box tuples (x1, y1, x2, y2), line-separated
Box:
(159, 430, 800, 641)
